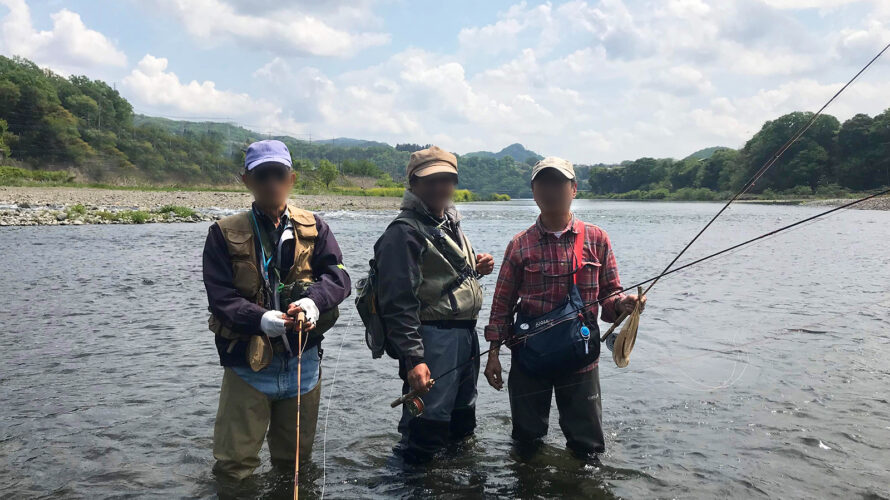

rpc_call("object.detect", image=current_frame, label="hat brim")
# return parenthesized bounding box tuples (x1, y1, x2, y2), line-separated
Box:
(531, 166, 575, 181)
(246, 156, 293, 171)
(411, 161, 458, 177)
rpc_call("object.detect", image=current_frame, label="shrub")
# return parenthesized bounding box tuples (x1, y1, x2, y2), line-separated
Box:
(157, 205, 196, 218)
(453, 189, 478, 202)
(124, 210, 150, 224)
(486, 193, 511, 201)
(0, 166, 72, 185)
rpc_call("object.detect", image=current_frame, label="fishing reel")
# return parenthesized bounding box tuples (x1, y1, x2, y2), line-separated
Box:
(404, 397, 425, 417)
(391, 380, 435, 417)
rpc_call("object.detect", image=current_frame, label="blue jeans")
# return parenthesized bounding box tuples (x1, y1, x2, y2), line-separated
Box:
(231, 345, 320, 400)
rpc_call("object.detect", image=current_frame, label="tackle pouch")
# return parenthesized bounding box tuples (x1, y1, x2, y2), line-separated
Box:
(247, 334, 272, 372)
(513, 284, 600, 376)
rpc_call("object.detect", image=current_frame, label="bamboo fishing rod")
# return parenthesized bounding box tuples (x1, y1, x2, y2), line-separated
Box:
(293, 311, 306, 500)
(391, 186, 890, 408)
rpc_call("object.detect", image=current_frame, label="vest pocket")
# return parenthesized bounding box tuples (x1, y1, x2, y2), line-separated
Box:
(231, 260, 262, 298)
(225, 230, 253, 258)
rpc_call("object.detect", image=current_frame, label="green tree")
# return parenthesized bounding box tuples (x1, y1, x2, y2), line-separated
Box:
(318, 159, 339, 188)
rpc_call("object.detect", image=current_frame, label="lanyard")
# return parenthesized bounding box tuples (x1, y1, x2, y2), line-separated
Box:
(249, 210, 276, 290)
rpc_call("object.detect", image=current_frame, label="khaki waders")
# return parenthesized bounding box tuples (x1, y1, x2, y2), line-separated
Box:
(212, 368, 321, 481)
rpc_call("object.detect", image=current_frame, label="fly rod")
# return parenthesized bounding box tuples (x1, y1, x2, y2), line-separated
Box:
(293, 311, 306, 500)
(604, 40, 890, 335)
(390, 186, 890, 408)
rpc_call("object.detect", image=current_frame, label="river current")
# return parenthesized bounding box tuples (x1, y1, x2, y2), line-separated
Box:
(1, 199, 888, 499)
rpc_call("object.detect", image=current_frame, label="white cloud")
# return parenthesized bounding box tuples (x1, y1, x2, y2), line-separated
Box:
(0, 0, 127, 73)
(122, 54, 308, 137)
(54, 0, 889, 165)
(151, 0, 389, 57)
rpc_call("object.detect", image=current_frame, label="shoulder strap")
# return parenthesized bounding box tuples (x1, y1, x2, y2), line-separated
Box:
(572, 220, 585, 285)
(392, 214, 471, 274)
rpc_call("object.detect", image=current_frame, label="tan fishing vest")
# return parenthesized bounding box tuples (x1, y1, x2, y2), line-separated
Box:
(208, 204, 317, 340)
(396, 215, 483, 322)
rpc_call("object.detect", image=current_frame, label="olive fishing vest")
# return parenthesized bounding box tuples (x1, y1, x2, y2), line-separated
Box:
(208, 205, 317, 340)
(395, 211, 483, 322)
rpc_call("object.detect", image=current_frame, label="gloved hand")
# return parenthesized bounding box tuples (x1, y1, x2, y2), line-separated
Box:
(260, 310, 288, 338)
(288, 297, 319, 326)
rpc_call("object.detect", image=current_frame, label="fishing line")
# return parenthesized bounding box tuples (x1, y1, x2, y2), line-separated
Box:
(320, 315, 352, 499)
(637, 41, 890, 300)
(419, 187, 890, 385)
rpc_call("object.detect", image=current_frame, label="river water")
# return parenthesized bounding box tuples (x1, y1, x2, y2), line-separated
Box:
(1, 200, 888, 499)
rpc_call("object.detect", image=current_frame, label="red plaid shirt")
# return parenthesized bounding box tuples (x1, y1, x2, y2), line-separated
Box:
(484, 216, 625, 348)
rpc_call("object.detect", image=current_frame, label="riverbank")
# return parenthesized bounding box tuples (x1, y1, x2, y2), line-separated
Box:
(0, 186, 401, 226)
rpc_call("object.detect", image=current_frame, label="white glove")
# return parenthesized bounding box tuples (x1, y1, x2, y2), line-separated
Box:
(260, 310, 287, 338)
(290, 297, 319, 325)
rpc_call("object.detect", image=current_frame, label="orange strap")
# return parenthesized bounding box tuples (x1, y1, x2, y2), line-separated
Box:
(572, 219, 585, 285)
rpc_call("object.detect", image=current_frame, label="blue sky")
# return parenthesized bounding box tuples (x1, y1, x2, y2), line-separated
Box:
(2, 0, 889, 163)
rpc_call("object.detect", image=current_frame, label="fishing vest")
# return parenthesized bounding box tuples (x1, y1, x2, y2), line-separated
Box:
(208, 204, 317, 340)
(394, 211, 483, 322)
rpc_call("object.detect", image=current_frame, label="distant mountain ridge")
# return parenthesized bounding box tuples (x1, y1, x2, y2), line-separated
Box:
(463, 143, 543, 162)
(683, 146, 733, 161)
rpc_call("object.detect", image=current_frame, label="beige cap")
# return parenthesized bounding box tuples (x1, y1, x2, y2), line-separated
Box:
(531, 156, 575, 181)
(406, 146, 458, 178)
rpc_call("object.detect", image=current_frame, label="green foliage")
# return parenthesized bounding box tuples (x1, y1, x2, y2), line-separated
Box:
(0, 165, 72, 185)
(453, 189, 478, 202)
(4, 55, 888, 199)
(317, 159, 339, 188)
(126, 210, 150, 224)
(330, 186, 405, 197)
(341, 158, 381, 177)
(486, 193, 511, 201)
(589, 110, 890, 199)
(457, 155, 532, 198)
(67, 204, 87, 217)
(375, 172, 401, 188)
(157, 205, 197, 218)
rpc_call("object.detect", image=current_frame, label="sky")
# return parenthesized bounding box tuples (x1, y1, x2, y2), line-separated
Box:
(1, 0, 889, 164)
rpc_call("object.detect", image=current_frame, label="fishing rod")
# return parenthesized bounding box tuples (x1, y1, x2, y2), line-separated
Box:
(391, 187, 890, 409)
(605, 40, 890, 332)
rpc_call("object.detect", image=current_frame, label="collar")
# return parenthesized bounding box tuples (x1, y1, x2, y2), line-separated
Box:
(251, 202, 289, 230)
(535, 213, 577, 241)
(400, 190, 462, 225)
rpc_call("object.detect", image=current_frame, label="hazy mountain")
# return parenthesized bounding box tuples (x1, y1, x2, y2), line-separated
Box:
(463, 143, 543, 162)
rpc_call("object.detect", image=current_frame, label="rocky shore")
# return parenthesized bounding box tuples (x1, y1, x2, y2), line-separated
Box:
(0, 186, 401, 226)
(803, 196, 890, 211)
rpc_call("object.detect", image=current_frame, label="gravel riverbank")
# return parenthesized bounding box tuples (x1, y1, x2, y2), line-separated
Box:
(803, 195, 890, 211)
(0, 186, 401, 226)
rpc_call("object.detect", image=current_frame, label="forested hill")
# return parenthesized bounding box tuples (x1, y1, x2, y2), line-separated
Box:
(588, 111, 890, 200)
(1, 55, 888, 199)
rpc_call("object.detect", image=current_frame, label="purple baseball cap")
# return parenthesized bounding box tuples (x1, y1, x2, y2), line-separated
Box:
(244, 140, 293, 171)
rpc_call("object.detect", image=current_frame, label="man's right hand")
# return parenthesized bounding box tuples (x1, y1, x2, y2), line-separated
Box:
(407, 362, 432, 394)
(484, 353, 504, 390)
(260, 310, 292, 337)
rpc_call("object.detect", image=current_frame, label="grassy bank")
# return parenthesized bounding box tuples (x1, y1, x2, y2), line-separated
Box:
(0, 166, 513, 201)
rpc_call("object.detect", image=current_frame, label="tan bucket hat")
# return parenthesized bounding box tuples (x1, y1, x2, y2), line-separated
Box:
(531, 156, 575, 181)
(406, 146, 458, 178)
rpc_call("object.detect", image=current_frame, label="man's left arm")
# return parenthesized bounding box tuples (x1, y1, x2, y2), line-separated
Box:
(303, 215, 352, 313)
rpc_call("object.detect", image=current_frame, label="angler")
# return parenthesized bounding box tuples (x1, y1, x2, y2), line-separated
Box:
(202, 140, 351, 481)
(359, 146, 494, 463)
(483, 157, 644, 465)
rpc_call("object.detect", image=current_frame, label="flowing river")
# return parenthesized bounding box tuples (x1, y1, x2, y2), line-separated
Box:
(1, 199, 888, 499)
